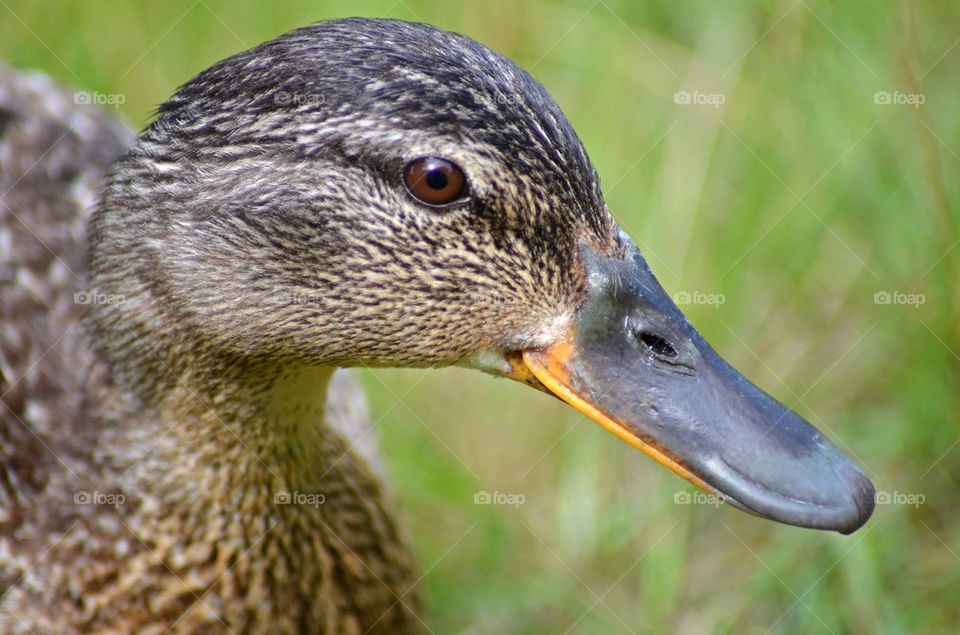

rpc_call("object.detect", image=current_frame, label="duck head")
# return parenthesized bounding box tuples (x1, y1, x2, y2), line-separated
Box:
(91, 18, 874, 533)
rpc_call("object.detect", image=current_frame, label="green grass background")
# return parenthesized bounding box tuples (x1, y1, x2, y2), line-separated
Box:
(3, 0, 957, 632)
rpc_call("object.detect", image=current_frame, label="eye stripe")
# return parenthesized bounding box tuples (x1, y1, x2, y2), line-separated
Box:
(403, 157, 467, 206)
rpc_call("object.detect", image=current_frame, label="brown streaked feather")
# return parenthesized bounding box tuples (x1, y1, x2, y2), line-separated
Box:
(0, 63, 132, 537)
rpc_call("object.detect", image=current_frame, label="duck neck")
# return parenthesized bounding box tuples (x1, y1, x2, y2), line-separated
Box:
(102, 358, 420, 631)
(116, 358, 377, 514)
(160, 362, 340, 490)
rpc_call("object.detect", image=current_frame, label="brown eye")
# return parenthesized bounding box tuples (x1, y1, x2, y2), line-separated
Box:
(403, 157, 467, 206)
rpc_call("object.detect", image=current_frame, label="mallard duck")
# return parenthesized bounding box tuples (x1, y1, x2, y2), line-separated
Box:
(0, 17, 874, 634)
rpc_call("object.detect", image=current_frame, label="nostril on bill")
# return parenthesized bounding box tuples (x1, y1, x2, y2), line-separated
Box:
(635, 330, 678, 360)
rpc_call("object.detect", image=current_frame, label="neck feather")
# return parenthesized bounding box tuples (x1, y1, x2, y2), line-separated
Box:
(87, 358, 421, 632)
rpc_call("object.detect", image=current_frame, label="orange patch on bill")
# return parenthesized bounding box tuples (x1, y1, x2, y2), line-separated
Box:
(522, 344, 715, 494)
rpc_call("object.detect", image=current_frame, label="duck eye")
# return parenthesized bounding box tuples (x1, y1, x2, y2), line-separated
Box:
(403, 157, 467, 206)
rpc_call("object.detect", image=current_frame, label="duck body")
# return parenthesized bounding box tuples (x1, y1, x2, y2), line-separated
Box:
(0, 68, 412, 635)
(0, 68, 416, 633)
(0, 29, 432, 633)
(1, 17, 875, 635)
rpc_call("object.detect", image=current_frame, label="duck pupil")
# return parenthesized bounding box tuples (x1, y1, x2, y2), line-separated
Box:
(426, 170, 448, 190)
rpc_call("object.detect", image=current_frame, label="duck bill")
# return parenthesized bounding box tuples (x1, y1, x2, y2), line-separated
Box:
(516, 238, 875, 534)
